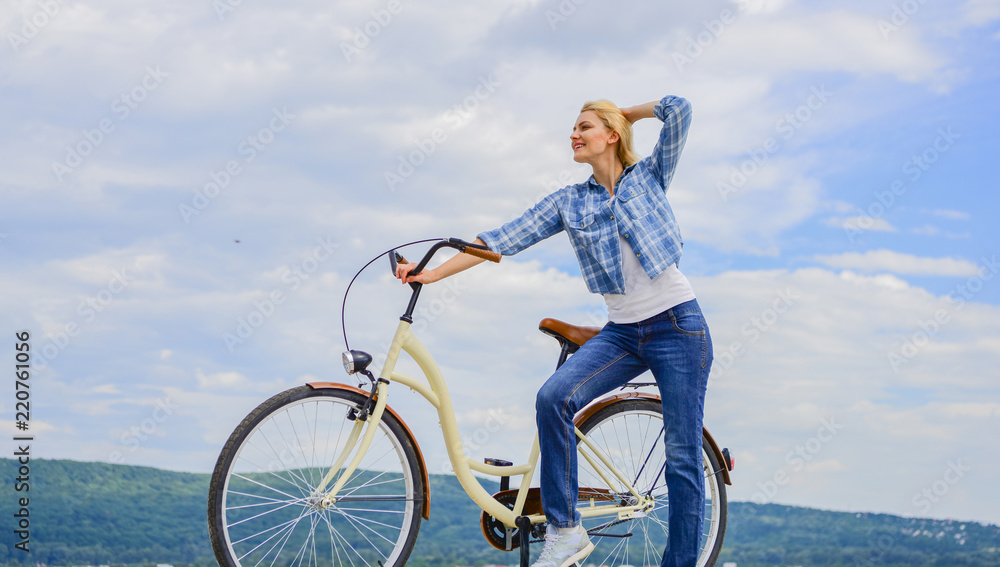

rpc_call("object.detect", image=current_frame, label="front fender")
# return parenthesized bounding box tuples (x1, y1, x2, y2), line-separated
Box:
(307, 381, 432, 519)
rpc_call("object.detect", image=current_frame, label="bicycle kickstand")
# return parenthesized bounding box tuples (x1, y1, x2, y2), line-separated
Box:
(516, 516, 531, 567)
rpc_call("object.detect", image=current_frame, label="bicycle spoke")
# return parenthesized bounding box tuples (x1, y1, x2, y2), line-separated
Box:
(287, 511, 323, 567)
(232, 451, 313, 495)
(228, 497, 308, 529)
(235, 511, 304, 560)
(231, 473, 304, 503)
(258, 424, 314, 494)
(227, 490, 298, 508)
(254, 506, 308, 567)
(333, 507, 406, 534)
(339, 475, 405, 497)
(333, 508, 391, 562)
(633, 423, 664, 489)
(322, 511, 371, 567)
(338, 444, 401, 492)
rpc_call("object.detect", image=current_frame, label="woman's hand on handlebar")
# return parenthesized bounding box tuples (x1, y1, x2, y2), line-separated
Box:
(394, 237, 493, 286)
(395, 262, 439, 285)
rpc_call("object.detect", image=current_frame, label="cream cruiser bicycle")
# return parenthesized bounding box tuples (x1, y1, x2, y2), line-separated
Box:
(208, 237, 733, 567)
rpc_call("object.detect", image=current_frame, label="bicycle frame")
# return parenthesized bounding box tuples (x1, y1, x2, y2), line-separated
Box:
(321, 318, 653, 529)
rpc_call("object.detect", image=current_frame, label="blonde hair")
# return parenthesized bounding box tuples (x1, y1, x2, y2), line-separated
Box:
(580, 99, 639, 167)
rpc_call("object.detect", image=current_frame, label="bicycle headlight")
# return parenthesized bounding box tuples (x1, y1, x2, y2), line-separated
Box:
(341, 350, 373, 375)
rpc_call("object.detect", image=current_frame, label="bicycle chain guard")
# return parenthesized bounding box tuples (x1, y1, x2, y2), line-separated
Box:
(479, 489, 544, 551)
(480, 486, 636, 551)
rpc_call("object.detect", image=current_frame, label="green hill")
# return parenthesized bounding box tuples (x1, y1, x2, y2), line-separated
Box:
(719, 502, 1000, 566)
(1, 458, 998, 566)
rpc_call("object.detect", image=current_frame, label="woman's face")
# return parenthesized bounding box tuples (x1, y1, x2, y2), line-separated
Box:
(571, 110, 618, 164)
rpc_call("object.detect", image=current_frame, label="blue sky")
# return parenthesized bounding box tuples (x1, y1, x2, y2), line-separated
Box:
(2, 0, 1000, 527)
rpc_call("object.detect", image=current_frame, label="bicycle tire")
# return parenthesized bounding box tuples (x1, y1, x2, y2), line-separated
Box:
(207, 385, 424, 567)
(576, 398, 727, 567)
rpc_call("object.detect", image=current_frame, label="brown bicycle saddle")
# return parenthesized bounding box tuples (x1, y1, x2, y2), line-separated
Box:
(538, 318, 602, 353)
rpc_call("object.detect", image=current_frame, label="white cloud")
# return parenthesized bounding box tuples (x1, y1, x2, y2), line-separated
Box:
(88, 383, 121, 394)
(930, 209, 971, 220)
(940, 401, 1000, 419)
(912, 224, 941, 236)
(195, 368, 247, 389)
(702, 10, 947, 83)
(693, 266, 1000, 521)
(962, 0, 1000, 25)
(825, 215, 898, 233)
(813, 250, 981, 276)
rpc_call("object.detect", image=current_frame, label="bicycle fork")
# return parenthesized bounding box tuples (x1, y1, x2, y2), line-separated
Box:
(310, 380, 390, 507)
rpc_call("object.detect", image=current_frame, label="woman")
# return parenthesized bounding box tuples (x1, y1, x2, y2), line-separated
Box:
(395, 95, 713, 567)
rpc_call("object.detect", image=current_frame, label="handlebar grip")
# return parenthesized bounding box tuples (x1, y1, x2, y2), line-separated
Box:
(463, 245, 501, 263)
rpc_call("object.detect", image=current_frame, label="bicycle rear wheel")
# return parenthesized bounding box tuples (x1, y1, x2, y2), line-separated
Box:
(208, 385, 424, 567)
(576, 398, 727, 567)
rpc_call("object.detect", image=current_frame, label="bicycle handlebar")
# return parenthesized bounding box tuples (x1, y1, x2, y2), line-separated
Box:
(388, 238, 501, 323)
(394, 238, 500, 281)
(448, 238, 502, 263)
(344, 237, 500, 348)
(455, 239, 502, 263)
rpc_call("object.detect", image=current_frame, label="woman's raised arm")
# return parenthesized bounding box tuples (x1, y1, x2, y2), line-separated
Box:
(621, 101, 658, 124)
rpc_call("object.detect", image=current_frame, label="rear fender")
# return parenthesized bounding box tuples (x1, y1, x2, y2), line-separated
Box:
(574, 391, 732, 486)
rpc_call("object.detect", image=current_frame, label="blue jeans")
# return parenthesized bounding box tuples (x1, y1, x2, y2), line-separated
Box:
(535, 299, 712, 567)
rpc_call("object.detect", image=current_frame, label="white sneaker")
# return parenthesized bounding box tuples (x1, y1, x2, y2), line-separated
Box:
(531, 525, 595, 567)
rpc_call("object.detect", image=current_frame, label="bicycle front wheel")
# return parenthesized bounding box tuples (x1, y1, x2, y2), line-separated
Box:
(577, 398, 727, 567)
(208, 385, 424, 567)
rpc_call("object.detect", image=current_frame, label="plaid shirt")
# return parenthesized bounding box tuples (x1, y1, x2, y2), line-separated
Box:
(478, 95, 692, 295)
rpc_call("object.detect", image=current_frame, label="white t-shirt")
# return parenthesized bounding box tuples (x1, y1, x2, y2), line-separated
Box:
(603, 234, 696, 324)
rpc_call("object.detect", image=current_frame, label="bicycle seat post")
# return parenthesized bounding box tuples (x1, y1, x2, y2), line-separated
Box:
(484, 457, 513, 492)
(555, 341, 573, 370)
